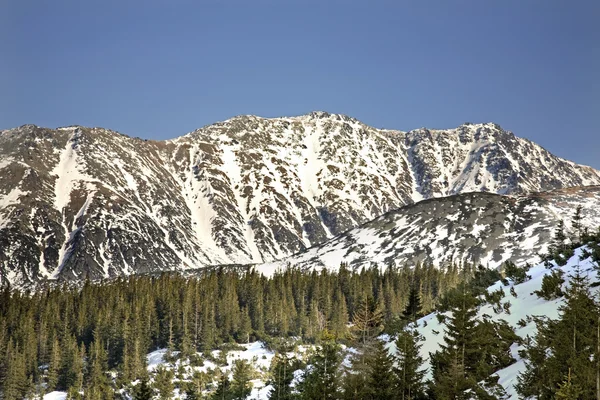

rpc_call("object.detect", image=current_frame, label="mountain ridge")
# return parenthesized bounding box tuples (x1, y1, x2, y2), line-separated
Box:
(2, 113, 600, 288)
(258, 185, 600, 276)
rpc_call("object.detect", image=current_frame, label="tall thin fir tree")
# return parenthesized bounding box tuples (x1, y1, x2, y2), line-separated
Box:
(299, 330, 341, 400)
(395, 329, 426, 400)
(365, 340, 397, 400)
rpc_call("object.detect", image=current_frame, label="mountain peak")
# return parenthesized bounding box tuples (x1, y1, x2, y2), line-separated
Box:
(2, 116, 600, 288)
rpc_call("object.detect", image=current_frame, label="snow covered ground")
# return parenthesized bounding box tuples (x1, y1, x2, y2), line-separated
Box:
(410, 246, 598, 399)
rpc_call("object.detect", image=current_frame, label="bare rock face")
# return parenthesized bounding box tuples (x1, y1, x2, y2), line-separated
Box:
(1, 114, 599, 288)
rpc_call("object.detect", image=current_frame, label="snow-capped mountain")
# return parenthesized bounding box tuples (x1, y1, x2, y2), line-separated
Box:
(1, 112, 600, 287)
(260, 186, 600, 274)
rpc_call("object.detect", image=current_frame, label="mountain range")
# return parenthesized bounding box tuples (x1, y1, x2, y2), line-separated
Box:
(1, 112, 600, 288)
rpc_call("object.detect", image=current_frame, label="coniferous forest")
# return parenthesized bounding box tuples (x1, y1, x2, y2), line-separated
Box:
(1, 222, 600, 399)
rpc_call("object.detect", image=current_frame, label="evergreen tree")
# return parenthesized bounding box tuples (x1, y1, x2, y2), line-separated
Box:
(572, 205, 584, 244)
(517, 267, 599, 399)
(402, 284, 422, 324)
(212, 373, 233, 400)
(230, 359, 253, 399)
(341, 349, 370, 400)
(430, 286, 480, 399)
(268, 352, 296, 400)
(133, 376, 154, 400)
(154, 365, 175, 400)
(47, 336, 61, 391)
(299, 331, 341, 400)
(365, 340, 396, 400)
(556, 369, 584, 400)
(394, 329, 426, 400)
(85, 335, 112, 397)
(2, 342, 28, 400)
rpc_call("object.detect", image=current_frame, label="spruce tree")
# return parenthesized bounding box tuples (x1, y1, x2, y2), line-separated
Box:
(2, 342, 28, 400)
(212, 373, 233, 400)
(299, 330, 341, 400)
(341, 349, 370, 400)
(268, 352, 296, 400)
(133, 376, 154, 400)
(556, 369, 584, 400)
(47, 336, 61, 391)
(517, 267, 600, 399)
(366, 340, 396, 400)
(394, 329, 426, 400)
(154, 364, 175, 400)
(231, 359, 253, 400)
(430, 286, 480, 399)
(402, 285, 422, 324)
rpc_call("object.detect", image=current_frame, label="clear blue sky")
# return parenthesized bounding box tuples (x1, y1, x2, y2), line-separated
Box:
(1, 1, 599, 168)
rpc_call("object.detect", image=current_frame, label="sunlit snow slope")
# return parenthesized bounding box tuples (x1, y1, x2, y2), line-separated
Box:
(262, 186, 600, 273)
(2, 112, 600, 287)
(409, 246, 599, 399)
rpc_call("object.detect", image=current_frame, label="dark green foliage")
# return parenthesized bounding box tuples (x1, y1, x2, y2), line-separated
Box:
(502, 261, 530, 284)
(394, 329, 426, 399)
(430, 286, 516, 399)
(268, 352, 298, 400)
(365, 340, 396, 400)
(517, 267, 600, 399)
(2, 342, 28, 400)
(341, 349, 370, 400)
(555, 369, 584, 399)
(534, 269, 565, 300)
(0, 262, 472, 397)
(154, 365, 175, 399)
(231, 359, 254, 399)
(548, 220, 575, 266)
(402, 284, 423, 324)
(212, 373, 233, 400)
(430, 287, 480, 398)
(298, 331, 341, 400)
(133, 376, 154, 400)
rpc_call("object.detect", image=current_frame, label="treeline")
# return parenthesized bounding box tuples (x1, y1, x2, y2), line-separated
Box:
(0, 260, 492, 398)
(1, 209, 599, 399)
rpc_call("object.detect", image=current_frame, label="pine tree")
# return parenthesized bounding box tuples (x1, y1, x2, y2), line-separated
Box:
(556, 369, 584, 400)
(365, 340, 396, 400)
(517, 267, 599, 399)
(299, 330, 341, 400)
(238, 306, 252, 344)
(268, 352, 296, 400)
(133, 375, 154, 400)
(85, 336, 112, 399)
(430, 286, 480, 399)
(2, 342, 28, 400)
(154, 364, 175, 400)
(341, 349, 370, 400)
(572, 205, 584, 244)
(402, 285, 422, 324)
(394, 329, 426, 400)
(47, 336, 61, 391)
(231, 359, 253, 399)
(212, 373, 233, 400)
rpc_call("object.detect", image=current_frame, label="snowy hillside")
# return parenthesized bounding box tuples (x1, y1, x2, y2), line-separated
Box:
(411, 246, 599, 398)
(262, 186, 600, 273)
(2, 113, 600, 287)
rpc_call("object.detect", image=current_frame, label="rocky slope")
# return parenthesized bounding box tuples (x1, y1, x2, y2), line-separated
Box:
(1, 112, 599, 287)
(259, 186, 600, 274)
